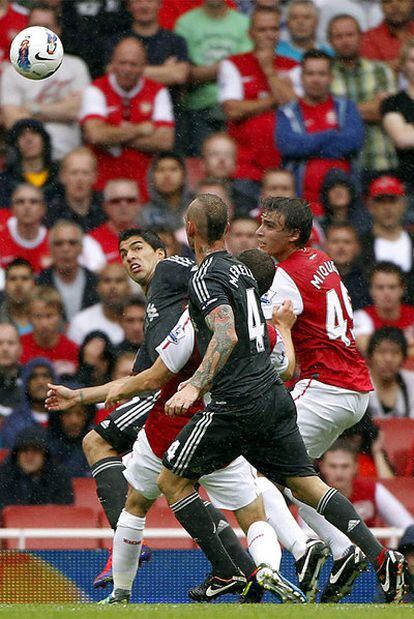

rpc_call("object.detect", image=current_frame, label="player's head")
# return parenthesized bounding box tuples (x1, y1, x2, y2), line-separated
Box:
(238, 249, 275, 296)
(319, 439, 358, 493)
(119, 228, 166, 289)
(257, 196, 313, 261)
(185, 194, 229, 253)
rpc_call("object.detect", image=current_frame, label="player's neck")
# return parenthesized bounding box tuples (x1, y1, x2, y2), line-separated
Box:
(132, 20, 159, 37)
(274, 245, 298, 263)
(194, 240, 226, 265)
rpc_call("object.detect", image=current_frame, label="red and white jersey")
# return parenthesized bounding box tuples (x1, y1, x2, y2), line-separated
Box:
(0, 217, 51, 273)
(80, 73, 174, 201)
(218, 52, 297, 181)
(350, 478, 413, 529)
(20, 333, 79, 376)
(261, 247, 372, 392)
(354, 304, 414, 345)
(0, 4, 28, 67)
(88, 222, 120, 264)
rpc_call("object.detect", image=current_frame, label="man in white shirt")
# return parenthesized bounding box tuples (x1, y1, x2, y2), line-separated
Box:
(68, 262, 130, 346)
(0, 3, 90, 160)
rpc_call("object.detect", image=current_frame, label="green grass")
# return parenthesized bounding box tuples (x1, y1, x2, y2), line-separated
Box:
(0, 605, 413, 619)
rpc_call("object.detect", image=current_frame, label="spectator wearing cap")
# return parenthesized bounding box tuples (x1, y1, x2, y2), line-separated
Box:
(0, 323, 22, 427)
(328, 13, 398, 184)
(276, 50, 364, 215)
(359, 175, 414, 301)
(361, 0, 414, 73)
(0, 119, 59, 208)
(0, 426, 73, 509)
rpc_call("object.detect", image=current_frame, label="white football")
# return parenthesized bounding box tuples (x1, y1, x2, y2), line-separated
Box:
(10, 26, 63, 81)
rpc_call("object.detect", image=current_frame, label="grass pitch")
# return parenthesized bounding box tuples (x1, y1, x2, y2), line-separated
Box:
(0, 605, 413, 619)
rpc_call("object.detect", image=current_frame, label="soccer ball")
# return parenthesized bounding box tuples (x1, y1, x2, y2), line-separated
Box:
(10, 26, 63, 81)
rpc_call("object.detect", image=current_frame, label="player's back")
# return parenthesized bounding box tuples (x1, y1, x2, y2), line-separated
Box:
(189, 250, 279, 402)
(262, 247, 371, 392)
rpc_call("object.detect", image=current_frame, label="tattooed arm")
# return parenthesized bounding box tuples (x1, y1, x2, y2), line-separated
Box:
(164, 304, 237, 416)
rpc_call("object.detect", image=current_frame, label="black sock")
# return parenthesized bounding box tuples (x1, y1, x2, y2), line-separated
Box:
(91, 457, 128, 530)
(171, 492, 239, 578)
(204, 501, 256, 578)
(317, 488, 383, 565)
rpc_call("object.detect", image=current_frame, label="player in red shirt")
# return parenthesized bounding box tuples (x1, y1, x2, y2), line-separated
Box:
(89, 179, 143, 264)
(0, 1, 28, 68)
(21, 286, 79, 377)
(80, 37, 174, 202)
(256, 196, 389, 602)
(219, 7, 296, 193)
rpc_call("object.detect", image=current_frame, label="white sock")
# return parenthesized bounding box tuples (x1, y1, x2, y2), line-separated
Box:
(247, 520, 282, 571)
(113, 509, 145, 592)
(256, 476, 308, 561)
(284, 488, 351, 560)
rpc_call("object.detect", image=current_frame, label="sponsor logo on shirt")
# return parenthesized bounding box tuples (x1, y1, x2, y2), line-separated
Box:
(146, 302, 159, 322)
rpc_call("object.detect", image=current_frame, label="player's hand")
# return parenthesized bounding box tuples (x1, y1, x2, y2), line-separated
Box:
(104, 384, 127, 408)
(272, 300, 296, 330)
(164, 383, 200, 417)
(45, 384, 80, 411)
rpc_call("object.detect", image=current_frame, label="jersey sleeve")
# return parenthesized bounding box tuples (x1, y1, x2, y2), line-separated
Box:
(152, 87, 175, 125)
(218, 59, 243, 103)
(190, 271, 230, 318)
(155, 309, 194, 373)
(79, 84, 108, 122)
(267, 324, 289, 376)
(261, 267, 304, 320)
(0, 64, 23, 106)
(353, 310, 374, 337)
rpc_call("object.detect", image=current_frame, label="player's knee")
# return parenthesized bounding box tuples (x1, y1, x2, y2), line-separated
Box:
(82, 429, 111, 464)
(157, 468, 191, 503)
(125, 488, 152, 518)
(234, 497, 266, 533)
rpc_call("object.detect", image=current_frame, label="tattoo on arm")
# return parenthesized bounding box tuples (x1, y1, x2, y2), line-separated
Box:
(190, 304, 237, 393)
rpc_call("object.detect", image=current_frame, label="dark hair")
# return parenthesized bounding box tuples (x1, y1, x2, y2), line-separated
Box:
(251, 5, 281, 24)
(123, 295, 146, 312)
(5, 258, 34, 276)
(369, 261, 406, 287)
(152, 151, 186, 172)
(327, 13, 361, 38)
(230, 216, 258, 226)
(323, 438, 358, 459)
(325, 222, 358, 239)
(302, 48, 333, 69)
(367, 326, 408, 360)
(78, 330, 116, 383)
(238, 249, 275, 296)
(30, 1, 60, 23)
(193, 193, 229, 243)
(118, 228, 166, 254)
(260, 196, 313, 247)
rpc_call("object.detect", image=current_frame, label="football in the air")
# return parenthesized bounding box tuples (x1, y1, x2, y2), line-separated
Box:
(9, 26, 63, 80)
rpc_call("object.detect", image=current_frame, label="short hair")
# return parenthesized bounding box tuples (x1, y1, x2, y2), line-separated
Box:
(287, 0, 318, 18)
(152, 151, 186, 172)
(11, 183, 45, 203)
(30, 1, 59, 23)
(251, 5, 281, 25)
(191, 194, 229, 243)
(369, 261, 406, 287)
(327, 13, 361, 38)
(49, 220, 84, 245)
(230, 216, 258, 228)
(123, 295, 146, 312)
(260, 196, 313, 248)
(103, 178, 139, 201)
(325, 223, 359, 239)
(118, 228, 166, 254)
(62, 146, 97, 171)
(201, 132, 237, 154)
(400, 36, 414, 66)
(112, 36, 146, 59)
(323, 439, 358, 459)
(367, 326, 408, 360)
(302, 48, 333, 69)
(29, 286, 64, 315)
(238, 249, 275, 296)
(5, 258, 34, 277)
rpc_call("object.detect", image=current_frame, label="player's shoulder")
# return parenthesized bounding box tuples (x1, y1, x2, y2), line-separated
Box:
(153, 255, 196, 291)
(159, 254, 196, 273)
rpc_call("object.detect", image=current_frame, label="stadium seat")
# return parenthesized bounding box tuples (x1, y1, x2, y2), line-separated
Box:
(146, 497, 195, 549)
(2, 505, 100, 550)
(185, 157, 204, 190)
(72, 477, 105, 519)
(0, 448, 9, 463)
(379, 478, 414, 516)
(374, 418, 414, 476)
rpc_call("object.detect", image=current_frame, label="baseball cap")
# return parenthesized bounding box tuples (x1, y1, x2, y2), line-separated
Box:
(369, 176, 405, 199)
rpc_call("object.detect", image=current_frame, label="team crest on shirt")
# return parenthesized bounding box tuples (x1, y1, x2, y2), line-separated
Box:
(326, 110, 337, 125)
(140, 102, 152, 114)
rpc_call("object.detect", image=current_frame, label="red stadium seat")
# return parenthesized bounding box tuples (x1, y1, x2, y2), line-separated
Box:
(379, 478, 414, 516)
(374, 419, 414, 476)
(185, 157, 204, 190)
(0, 448, 9, 463)
(72, 477, 105, 519)
(2, 505, 99, 549)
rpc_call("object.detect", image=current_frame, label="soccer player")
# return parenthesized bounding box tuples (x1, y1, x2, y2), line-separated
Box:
(157, 193, 409, 604)
(257, 195, 410, 602)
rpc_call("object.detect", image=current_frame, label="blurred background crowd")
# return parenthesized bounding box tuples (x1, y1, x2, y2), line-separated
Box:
(0, 0, 414, 553)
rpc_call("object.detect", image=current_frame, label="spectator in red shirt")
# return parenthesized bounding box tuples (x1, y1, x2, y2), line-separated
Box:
(219, 6, 297, 214)
(319, 440, 413, 528)
(80, 36, 174, 201)
(354, 262, 414, 357)
(0, 0, 27, 68)
(20, 286, 79, 377)
(276, 49, 364, 214)
(89, 179, 143, 264)
(361, 0, 414, 73)
(0, 184, 51, 275)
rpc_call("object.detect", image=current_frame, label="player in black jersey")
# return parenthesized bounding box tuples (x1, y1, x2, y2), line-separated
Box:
(158, 194, 410, 603)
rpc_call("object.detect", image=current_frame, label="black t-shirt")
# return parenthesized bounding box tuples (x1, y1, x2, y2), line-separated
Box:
(133, 255, 196, 373)
(105, 27, 188, 68)
(381, 91, 414, 184)
(188, 251, 279, 403)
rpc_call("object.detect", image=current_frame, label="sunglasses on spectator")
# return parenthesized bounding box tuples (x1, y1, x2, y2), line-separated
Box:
(52, 239, 81, 246)
(106, 196, 137, 205)
(12, 198, 43, 205)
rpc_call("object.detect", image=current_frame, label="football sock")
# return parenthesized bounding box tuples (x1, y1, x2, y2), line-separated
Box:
(204, 501, 256, 577)
(91, 457, 128, 529)
(257, 477, 308, 561)
(284, 488, 351, 559)
(247, 520, 282, 571)
(317, 488, 383, 564)
(113, 509, 145, 592)
(170, 492, 239, 578)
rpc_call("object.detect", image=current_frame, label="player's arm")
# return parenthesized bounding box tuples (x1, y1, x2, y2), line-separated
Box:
(127, 125, 174, 152)
(271, 300, 296, 381)
(23, 92, 83, 123)
(83, 118, 151, 146)
(104, 357, 174, 407)
(46, 376, 131, 410)
(165, 304, 237, 416)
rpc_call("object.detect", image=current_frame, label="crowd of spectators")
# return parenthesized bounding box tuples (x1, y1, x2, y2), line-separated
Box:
(0, 0, 413, 540)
